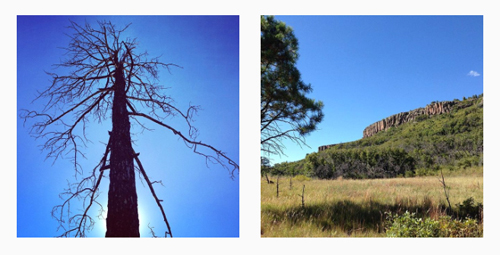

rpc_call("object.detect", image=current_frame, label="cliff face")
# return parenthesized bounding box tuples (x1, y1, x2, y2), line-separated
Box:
(362, 101, 457, 138)
(318, 144, 338, 152)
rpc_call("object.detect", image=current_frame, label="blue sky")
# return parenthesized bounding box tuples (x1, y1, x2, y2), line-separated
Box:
(17, 16, 239, 237)
(267, 15, 483, 165)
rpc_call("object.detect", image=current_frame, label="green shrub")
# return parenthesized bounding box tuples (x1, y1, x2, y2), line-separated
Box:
(438, 216, 483, 237)
(385, 211, 440, 237)
(292, 174, 311, 181)
(414, 168, 439, 176)
(415, 114, 429, 122)
(456, 197, 483, 220)
(385, 211, 482, 237)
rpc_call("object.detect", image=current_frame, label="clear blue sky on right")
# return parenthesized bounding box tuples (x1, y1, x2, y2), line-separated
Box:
(266, 15, 483, 165)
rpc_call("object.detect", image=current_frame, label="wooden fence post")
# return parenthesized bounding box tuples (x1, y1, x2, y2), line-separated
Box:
(276, 175, 280, 197)
(301, 185, 305, 207)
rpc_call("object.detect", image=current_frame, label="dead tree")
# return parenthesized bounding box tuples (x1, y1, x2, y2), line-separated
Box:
(20, 20, 238, 237)
(439, 168, 452, 214)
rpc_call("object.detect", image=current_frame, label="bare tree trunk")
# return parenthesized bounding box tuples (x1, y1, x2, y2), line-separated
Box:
(106, 62, 140, 237)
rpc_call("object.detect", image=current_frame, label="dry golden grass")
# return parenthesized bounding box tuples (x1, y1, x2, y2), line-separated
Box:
(261, 167, 483, 237)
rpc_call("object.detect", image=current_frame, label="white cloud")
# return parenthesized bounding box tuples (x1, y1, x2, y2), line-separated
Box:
(467, 70, 481, 77)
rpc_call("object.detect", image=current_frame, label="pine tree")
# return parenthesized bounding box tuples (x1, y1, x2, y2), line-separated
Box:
(261, 16, 324, 157)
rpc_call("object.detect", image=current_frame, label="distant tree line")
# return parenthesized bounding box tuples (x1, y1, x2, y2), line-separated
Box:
(306, 148, 416, 179)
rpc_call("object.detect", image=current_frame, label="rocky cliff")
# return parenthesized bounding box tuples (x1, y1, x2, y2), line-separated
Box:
(362, 101, 457, 138)
(318, 144, 338, 152)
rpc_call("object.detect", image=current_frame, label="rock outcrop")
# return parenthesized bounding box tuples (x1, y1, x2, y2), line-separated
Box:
(362, 101, 457, 138)
(318, 144, 338, 152)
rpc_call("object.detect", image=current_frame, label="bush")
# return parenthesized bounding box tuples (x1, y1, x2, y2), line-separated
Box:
(438, 216, 483, 237)
(385, 211, 482, 237)
(414, 168, 434, 176)
(456, 197, 483, 220)
(311, 148, 416, 179)
(385, 211, 440, 237)
(292, 175, 311, 181)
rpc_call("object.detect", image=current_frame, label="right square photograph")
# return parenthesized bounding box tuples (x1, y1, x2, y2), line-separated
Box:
(260, 15, 483, 237)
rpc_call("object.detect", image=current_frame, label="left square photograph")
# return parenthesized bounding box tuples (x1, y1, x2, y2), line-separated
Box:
(17, 15, 239, 237)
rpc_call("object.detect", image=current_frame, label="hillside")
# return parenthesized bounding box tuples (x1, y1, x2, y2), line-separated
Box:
(270, 94, 483, 179)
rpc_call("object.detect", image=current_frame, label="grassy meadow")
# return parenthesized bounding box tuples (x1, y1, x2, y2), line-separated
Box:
(261, 167, 483, 237)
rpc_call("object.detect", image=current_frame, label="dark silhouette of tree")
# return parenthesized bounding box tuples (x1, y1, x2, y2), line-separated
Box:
(20, 20, 238, 237)
(261, 156, 272, 184)
(261, 16, 324, 157)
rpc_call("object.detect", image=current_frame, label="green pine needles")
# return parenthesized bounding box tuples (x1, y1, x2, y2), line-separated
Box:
(261, 15, 324, 157)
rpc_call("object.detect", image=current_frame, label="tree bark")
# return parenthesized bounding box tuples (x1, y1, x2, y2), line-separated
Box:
(105, 62, 140, 237)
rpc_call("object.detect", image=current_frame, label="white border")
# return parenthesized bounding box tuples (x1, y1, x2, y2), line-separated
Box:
(3, 1, 498, 254)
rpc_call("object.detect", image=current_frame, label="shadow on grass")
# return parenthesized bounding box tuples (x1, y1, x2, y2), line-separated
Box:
(262, 199, 446, 236)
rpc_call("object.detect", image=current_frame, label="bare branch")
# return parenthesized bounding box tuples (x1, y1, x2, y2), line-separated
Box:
(21, 89, 111, 173)
(133, 150, 173, 237)
(129, 112, 239, 178)
(52, 136, 111, 237)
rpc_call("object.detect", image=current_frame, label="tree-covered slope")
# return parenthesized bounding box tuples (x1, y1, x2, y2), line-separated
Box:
(269, 94, 483, 179)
